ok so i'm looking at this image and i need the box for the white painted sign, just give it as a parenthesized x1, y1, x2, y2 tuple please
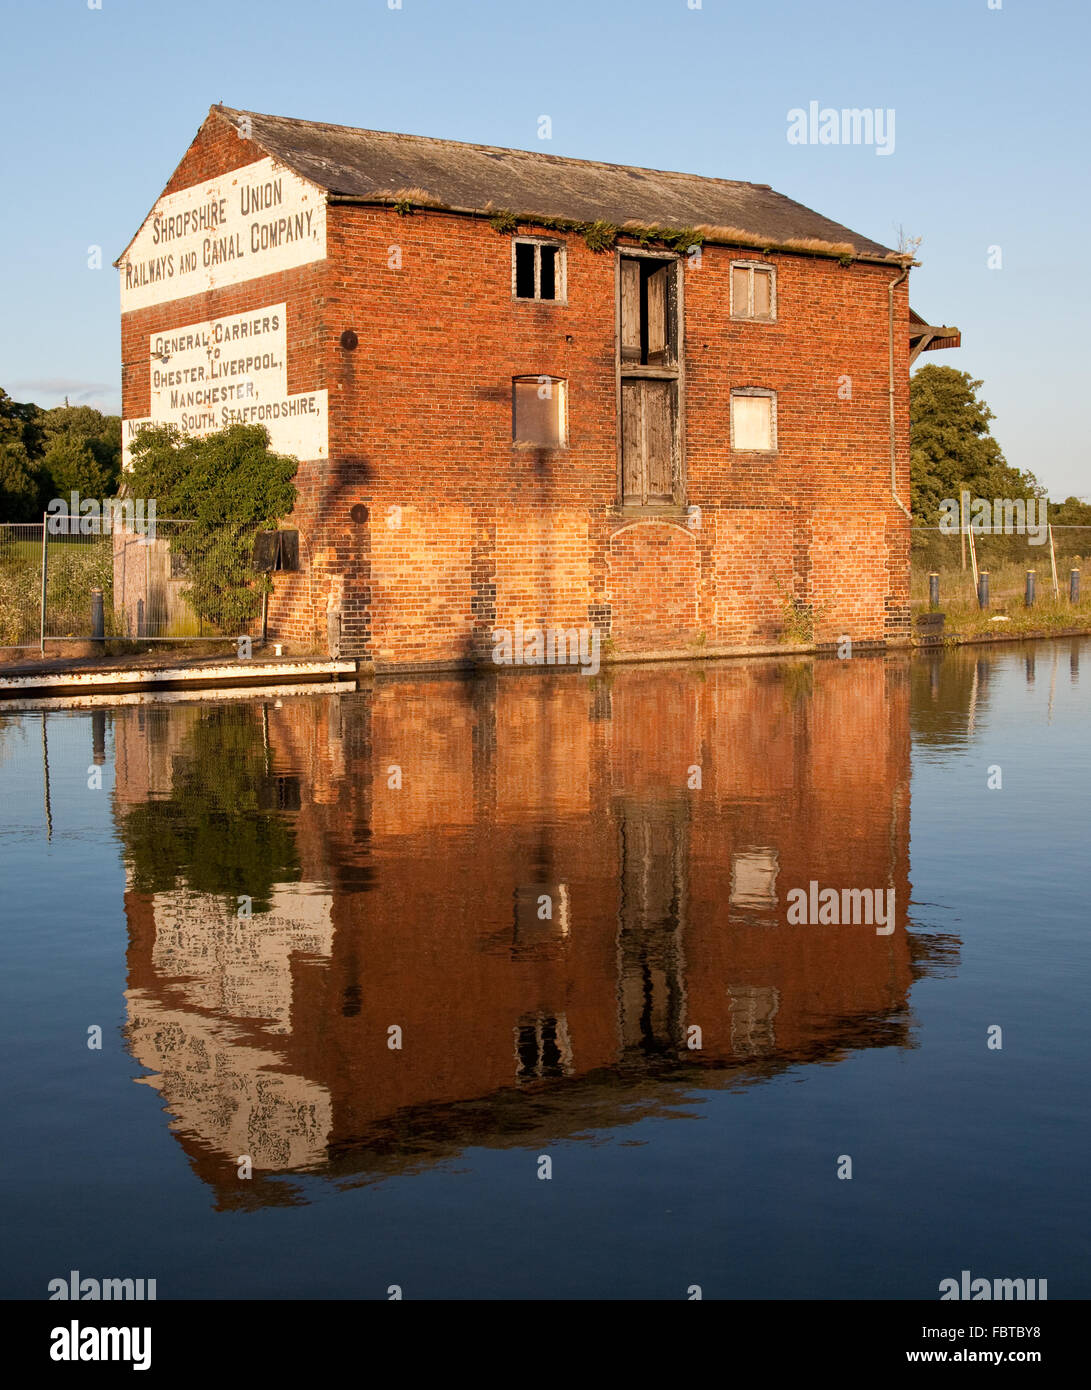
(123, 303, 328, 466)
(119, 156, 326, 312)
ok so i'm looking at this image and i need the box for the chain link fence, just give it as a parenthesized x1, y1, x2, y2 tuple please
(0, 517, 265, 649)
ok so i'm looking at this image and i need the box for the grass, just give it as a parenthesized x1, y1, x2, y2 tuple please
(912, 555, 1091, 640)
(922, 594, 1091, 641)
(0, 537, 115, 644)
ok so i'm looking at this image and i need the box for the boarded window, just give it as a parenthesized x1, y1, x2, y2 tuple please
(252, 530, 301, 572)
(730, 848, 780, 909)
(731, 266, 750, 314)
(753, 268, 773, 318)
(730, 391, 776, 451)
(513, 377, 567, 446)
(513, 238, 564, 301)
(727, 985, 780, 1057)
(731, 261, 776, 321)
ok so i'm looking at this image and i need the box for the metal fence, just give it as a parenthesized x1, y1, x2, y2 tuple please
(911, 526, 1090, 611)
(0, 517, 265, 649)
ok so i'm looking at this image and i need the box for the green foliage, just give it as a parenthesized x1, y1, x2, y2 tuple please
(581, 220, 618, 252)
(779, 595, 814, 645)
(45, 540, 114, 637)
(489, 208, 518, 234)
(491, 211, 696, 256)
(660, 227, 702, 253)
(0, 554, 40, 645)
(1049, 496, 1091, 527)
(910, 365, 1041, 525)
(40, 434, 111, 500)
(40, 405, 121, 499)
(772, 576, 816, 644)
(0, 440, 41, 518)
(0, 389, 122, 519)
(117, 706, 300, 912)
(0, 387, 44, 458)
(0, 390, 45, 519)
(126, 422, 297, 633)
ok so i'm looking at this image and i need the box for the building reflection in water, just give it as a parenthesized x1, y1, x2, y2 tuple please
(109, 655, 957, 1208)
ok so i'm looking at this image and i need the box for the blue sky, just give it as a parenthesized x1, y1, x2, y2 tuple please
(1, 0, 1087, 496)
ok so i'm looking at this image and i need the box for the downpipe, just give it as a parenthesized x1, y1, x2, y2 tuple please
(888, 264, 912, 519)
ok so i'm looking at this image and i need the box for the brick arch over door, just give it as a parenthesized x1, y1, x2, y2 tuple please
(606, 522, 700, 652)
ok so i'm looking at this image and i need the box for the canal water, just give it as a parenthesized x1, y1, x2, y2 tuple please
(1, 641, 1087, 1300)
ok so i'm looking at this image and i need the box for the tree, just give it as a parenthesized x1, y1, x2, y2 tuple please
(1048, 496, 1091, 527)
(910, 365, 1041, 526)
(0, 390, 123, 519)
(126, 422, 298, 633)
(0, 389, 45, 519)
(0, 441, 40, 518)
(40, 433, 113, 500)
(117, 705, 300, 911)
(39, 405, 121, 500)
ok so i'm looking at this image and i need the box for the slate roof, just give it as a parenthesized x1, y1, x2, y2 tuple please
(213, 105, 898, 260)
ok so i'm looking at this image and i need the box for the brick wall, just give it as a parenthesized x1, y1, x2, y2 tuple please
(324, 196, 911, 663)
(121, 110, 913, 664)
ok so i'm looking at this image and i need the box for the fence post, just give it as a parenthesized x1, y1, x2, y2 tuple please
(1049, 525, 1059, 599)
(977, 571, 989, 610)
(1071, 569, 1081, 604)
(91, 588, 104, 642)
(39, 512, 48, 655)
(1025, 570, 1036, 608)
(928, 572, 940, 610)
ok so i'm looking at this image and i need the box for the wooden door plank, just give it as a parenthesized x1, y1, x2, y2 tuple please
(620, 260, 641, 361)
(644, 380, 674, 501)
(621, 379, 644, 503)
(646, 264, 668, 364)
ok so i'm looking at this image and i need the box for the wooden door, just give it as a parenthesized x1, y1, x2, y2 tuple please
(620, 260, 641, 363)
(645, 263, 669, 364)
(622, 379, 675, 505)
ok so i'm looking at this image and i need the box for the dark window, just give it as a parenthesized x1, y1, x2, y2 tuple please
(540, 245, 557, 299)
(515, 1014, 571, 1081)
(620, 256, 677, 365)
(513, 239, 564, 301)
(515, 241, 536, 298)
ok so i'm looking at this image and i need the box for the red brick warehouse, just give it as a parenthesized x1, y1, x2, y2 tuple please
(116, 104, 960, 668)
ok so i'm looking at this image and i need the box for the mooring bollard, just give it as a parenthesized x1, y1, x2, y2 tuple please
(929, 572, 940, 610)
(1025, 570, 1036, 607)
(977, 571, 989, 610)
(1071, 568, 1080, 603)
(91, 587, 104, 642)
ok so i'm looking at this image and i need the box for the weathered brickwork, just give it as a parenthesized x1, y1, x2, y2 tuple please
(120, 110, 914, 667)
